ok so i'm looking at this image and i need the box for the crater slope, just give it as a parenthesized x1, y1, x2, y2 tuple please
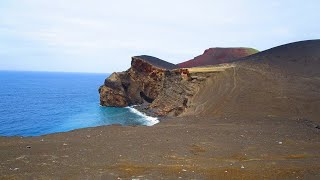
(177, 47, 259, 68)
(184, 40, 320, 121)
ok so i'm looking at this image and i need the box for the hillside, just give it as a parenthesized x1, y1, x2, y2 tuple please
(100, 40, 320, 121)
(184, 40, 320, 122)
(237, 40, 320, 76)
(177, 48, 259, 68)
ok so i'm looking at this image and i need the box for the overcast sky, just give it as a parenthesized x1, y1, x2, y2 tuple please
(0, 0, 319, 73)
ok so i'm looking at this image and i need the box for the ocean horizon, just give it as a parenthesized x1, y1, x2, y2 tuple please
(0, 71, 158, 137)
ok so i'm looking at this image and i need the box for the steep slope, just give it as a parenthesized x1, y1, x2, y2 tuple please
(178, 48, 259, 68)
(184, 40, 320, 121)
(236, 40, 320, 76)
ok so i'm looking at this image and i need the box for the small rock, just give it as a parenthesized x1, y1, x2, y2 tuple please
(225, 170, 228, 173)
(241, 165, 245, 169)
(10, 168, 19, 171)
(26, 146, 31, 149)
(278, 141, 283, 145)
(191, 76, 199, 80)
(63, 143, 68, 146)
(182, 169, 187, 172)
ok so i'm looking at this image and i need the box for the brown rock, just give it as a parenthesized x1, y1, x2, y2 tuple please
(99, 56, 202, 116)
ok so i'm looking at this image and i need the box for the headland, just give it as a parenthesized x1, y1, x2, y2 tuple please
(1, 40, 320, 179)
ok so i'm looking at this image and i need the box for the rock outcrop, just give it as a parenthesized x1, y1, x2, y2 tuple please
(178, 48, 259, 68)
(99, 56, 207, 116)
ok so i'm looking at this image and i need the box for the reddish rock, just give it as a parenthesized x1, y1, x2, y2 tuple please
(178, 48, 259, 68)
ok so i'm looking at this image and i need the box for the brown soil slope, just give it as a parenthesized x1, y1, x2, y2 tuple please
(183, 40, 320, 122)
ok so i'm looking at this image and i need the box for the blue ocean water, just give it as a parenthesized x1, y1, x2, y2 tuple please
(0, 71, 158, 137)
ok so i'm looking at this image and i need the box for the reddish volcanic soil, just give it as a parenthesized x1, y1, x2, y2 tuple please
(178, 48, 259, 68)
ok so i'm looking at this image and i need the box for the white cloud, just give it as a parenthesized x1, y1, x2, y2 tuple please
(0, 0, 319, 72)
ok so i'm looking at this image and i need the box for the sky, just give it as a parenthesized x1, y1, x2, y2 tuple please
(0, 0, 319, 73)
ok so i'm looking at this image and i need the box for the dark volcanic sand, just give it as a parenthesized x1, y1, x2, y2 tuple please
(0, 116, 319, 179)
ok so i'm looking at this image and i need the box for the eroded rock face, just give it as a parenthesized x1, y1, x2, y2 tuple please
(99, 49, 259, 116)
(100, 57, 164, 106)
(99, 72, 129, 107)
(99, 56, 205, 116)
(149, 70, 195, 116)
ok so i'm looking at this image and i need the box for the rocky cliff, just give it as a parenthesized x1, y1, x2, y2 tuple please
(178, 48, 259, 68)
(99, 56, 212, 116)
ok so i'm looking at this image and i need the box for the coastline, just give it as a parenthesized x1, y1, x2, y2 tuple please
(125, 106, 160, 126)
(130, 104, 163, 120)
(2, 40, 320, 179)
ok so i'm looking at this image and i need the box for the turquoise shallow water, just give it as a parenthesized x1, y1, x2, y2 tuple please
(0, 71, 158, 137)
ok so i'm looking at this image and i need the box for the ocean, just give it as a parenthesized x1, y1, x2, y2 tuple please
(0, 71, 158, 137)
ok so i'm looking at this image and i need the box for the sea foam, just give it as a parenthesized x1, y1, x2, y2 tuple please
(126, 106, 159, 126)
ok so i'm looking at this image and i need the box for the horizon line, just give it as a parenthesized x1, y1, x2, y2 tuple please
(0, 69, 110, 74)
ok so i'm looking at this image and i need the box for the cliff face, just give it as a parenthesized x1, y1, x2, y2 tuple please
(178, 48, 258, 68)
(99, 56, 207, 116)
(99, 57, 165, 107)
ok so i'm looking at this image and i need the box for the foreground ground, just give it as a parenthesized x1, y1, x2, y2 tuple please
(0, 115, 319, 179)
